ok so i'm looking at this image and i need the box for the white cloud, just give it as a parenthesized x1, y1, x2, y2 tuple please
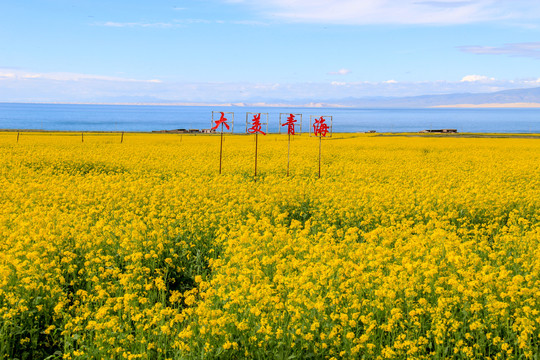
(0, 68, 161, 83)
(99, 21, 180, 28)
(253, 83, 281, 90)
(96, 19, 217, 28)
(2, 67, 540, 103)
(231, 20, 270, 26)
(97, 18, 271, 29)
(519, 77, 540, 85)
(228, 0, 540, 25)
(328, 69, 351, 75)
(461, 74, 495, 82)
(459, 42, 540, 59)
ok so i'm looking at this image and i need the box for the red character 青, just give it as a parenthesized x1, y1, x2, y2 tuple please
(282, 114, 297, 135)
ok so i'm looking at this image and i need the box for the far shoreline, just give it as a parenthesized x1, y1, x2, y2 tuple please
(2, 129, 539, 138)
(432, 102, 540, 108)
(4, 101, 540, 109)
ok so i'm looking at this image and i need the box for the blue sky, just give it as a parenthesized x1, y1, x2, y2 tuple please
(2, 0, 540, 103)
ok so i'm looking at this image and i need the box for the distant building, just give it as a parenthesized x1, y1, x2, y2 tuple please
(420, 129, 458, 133)
(201, 129, 216, 134)
(152, 128, 191, 133)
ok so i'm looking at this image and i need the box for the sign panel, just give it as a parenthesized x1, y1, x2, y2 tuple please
(211, 111, 235, 133)
(279, 113, 302, 135)
(246, 112, 268, 135)
(309, 115, 333, 137)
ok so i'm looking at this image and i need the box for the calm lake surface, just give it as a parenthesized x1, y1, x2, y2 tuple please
(1, 103, 539, 133)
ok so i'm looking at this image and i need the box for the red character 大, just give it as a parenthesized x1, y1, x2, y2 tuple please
(282, 114, 297, 135)
(248, 113, 266, 135)
(212, 112, 230, 131)
(313, 116, 330, 137)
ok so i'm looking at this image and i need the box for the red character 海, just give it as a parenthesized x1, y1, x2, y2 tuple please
(313, 116, 329, 137)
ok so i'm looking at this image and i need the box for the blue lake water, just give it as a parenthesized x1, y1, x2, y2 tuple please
(0, 102, 539, 133)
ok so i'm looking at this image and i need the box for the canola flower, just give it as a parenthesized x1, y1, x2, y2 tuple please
(0, 131, 539, 359)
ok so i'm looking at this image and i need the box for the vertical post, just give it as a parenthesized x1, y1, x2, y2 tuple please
(219, 123, 223, 174)
(318, 135, 322, 178)
(121, 131, 124, 144)
(82, 132, 84, 143)
(17, 132, 20, 143)
(254, 132, 258, 178)
(287, 133, 291, 177)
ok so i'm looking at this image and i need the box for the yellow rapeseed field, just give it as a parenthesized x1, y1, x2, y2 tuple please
(0, 131, 539, 359)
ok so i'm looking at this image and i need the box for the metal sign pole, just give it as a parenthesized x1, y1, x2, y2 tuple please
(319, 135, 322, 178)
(310, 115, 333, 178)
(17, 132, 20, 143)
(212, 111, 234, 174)
(219, 123, 224, 174)
(255, 132, 258, 178)
(287, 133, 291, 177)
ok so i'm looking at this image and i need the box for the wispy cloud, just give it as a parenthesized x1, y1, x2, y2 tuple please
(328, 69, 351, 75)
(461, 74, 495, 82)
(228, 0, 540, 25)
(99, 21, 182, 28)
(0, 68, 161, 83)
(459, 42, 540, 59)
(231, 20, 270, 26)
(0, 72, 17, 79)
(414, 1, 474, 8)
(97, 19, 218, 28)
(3, 67, 540, 103)
(96, 18, 267, 28)
(0, 66, 23, 70)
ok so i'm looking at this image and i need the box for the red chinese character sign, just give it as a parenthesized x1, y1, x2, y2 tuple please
(211, 111, 234, 133)
(310, 115, 332, 138)
(211, 111, 234, 174)
(279, 113, 302, 176)
(279, 113, 302, 135)
(246, 113, 268, 178)
(246, 112, 268, 135)
(310, 116, 333, 178)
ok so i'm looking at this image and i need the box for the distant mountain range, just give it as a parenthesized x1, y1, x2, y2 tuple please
(289, 86, 540, 108)
(88, 86, 540, 108)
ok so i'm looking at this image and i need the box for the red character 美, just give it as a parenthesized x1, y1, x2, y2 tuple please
(248, 113, 266, 135)
(282, 114, 297, 135)
(313, 116, 329, 137)
(212, 112, 230, 131)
